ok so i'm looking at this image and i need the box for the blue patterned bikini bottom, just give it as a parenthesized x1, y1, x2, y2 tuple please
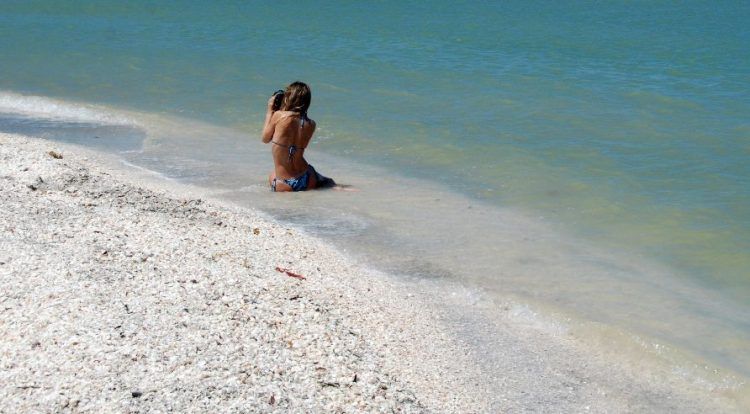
(271, 164, 335, 192)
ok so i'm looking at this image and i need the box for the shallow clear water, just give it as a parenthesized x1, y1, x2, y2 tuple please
(1, 0, 749, 401)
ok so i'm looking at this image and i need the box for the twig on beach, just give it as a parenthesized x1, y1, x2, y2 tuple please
(275, 266, 306, 280)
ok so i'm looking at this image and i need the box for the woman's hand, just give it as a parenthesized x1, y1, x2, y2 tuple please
(267, 95, 277, 112)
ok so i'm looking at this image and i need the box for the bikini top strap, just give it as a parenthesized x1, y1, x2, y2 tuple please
(271, 140, 306, 150)
(271, 140, 306, 161)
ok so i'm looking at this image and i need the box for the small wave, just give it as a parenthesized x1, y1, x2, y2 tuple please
(118, 159, 178, 183)
(0, 91, 136, 126)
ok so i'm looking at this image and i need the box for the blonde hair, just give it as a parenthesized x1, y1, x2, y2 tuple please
(281, 81, 311, 116)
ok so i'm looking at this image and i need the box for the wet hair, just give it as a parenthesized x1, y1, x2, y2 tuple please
(281, 81, 311, 116)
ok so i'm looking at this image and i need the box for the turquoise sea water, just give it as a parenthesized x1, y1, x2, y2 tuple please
(1, 0, 749, 403)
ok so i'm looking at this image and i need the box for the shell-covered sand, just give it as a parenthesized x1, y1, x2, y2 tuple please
(0, 133, 744, 413)
(0, 134, 486, 413)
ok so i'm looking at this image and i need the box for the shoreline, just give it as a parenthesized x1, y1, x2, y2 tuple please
(1, 133, 745, 413)
(2, 90, 749, 386)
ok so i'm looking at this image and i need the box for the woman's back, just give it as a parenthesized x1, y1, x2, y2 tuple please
(269, 111, 316, 179)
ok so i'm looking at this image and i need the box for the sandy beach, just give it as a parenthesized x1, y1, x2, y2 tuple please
(0, 133, 744, 413)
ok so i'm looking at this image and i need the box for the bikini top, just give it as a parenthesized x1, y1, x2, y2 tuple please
(271, 112, 309, 162)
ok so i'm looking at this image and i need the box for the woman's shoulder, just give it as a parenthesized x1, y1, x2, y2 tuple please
(272, 110, 296, 120)
(273, 111, 315, 127)
(275, 110, 297, 116)
(271, 111, 298, 126)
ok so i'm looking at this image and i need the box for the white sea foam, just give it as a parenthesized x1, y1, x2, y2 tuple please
(0, 91, 135, 125)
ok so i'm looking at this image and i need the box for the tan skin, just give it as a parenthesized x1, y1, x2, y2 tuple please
(261, 95, 317, 191)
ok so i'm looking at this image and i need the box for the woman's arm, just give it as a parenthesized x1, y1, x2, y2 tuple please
(261, 96, 277, 143)
(303, 119, 317, 147)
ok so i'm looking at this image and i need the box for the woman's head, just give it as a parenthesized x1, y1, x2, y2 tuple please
(281, 81, 311, 114)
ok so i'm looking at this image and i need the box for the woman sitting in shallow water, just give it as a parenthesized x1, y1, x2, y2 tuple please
(262, 81, 335, 192)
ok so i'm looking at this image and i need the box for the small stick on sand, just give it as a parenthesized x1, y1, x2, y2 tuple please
(275, 266, 306, 280)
